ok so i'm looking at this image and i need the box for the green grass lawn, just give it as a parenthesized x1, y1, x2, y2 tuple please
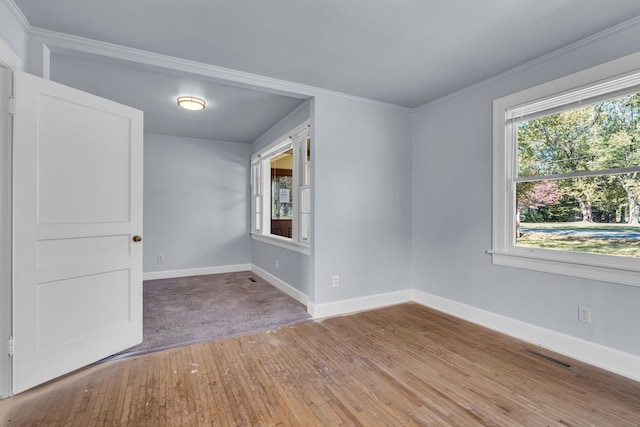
(521, 221, 640, 232)
(518, 222, 640, 257)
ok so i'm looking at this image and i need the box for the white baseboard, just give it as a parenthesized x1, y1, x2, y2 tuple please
(307, 289, 413, 319)
(412, 289, 640, 383)
(143, 264, 251, 281)
(251, 264, 309, 307)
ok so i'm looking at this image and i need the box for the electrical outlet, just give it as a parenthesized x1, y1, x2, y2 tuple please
(578, 306, 591, 323)
(332, 275, 340, 287)
(275, 260, 279, 270)
(157, 254, 164, 263)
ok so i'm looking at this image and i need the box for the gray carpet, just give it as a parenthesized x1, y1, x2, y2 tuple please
(113, 271, 311, 357)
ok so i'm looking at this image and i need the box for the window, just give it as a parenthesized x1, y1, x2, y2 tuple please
(251, 122, 311, 253)
(492, 54, 640, 287)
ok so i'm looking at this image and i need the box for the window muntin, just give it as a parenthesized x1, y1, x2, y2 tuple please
(492, 53, 640, 287)
(251, 122, 310, 250)
(513, 93, 640, 257)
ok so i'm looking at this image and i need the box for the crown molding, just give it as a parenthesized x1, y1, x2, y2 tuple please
(1, 0, 31, 32)
(414, 14, 640, 112)
(7, 0, 640, 114)
(28, 26, 411, 112)
(251, 99, 311, 147)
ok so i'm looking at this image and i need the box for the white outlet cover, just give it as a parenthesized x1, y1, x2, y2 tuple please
(578, 306, 591, 323)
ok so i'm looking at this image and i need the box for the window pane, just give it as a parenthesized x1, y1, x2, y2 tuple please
(515, 177, 640, 257)
(251, 163, 261, 196)
(254, 195, 261, 232)
(300, 187, 310, 241)
(517, 93, 640, 178)
(270, 149, 293, 238)
(304, 137, 311, 186)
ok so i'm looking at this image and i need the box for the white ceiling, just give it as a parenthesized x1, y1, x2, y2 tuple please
(10, 0, 640, 140)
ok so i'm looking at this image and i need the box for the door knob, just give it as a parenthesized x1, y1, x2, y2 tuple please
(133, 235, 142, 242)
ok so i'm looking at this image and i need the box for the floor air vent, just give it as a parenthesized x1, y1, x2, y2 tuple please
(524, 349, 573, 369)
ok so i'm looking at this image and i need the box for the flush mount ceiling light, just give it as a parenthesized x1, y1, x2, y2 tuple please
(177, 96, 206, 111)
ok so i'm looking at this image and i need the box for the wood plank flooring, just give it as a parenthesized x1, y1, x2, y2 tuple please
(1, 302, 639, 426)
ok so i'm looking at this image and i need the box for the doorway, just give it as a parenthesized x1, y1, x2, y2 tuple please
(0, 38, 21, 399)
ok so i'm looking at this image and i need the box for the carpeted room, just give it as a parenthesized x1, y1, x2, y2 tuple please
(130, 100, 314, 357)
(113, 272, 310, 357)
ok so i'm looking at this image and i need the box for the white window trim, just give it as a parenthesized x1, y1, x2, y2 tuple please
(492, 52, 640, 288)
(251, 232, 311, 255)
(250, 121, 310, 253)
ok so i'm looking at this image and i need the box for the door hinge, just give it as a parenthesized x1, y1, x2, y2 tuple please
(8, 97, 15, 116)
(7, 336, 14, 357)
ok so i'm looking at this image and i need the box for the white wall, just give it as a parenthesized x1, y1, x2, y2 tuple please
(313, 95, 413, 305)
(412, 19, 640, 357)
(144, 133, 252, 274)
(250, 101, 311, 295)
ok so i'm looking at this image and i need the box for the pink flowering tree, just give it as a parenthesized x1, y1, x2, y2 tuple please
(516, 180, 565, 236)
(520, 180, 565, 210)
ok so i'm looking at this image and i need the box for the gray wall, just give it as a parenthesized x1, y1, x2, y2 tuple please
(252, 240, 311, 296)
(250, 101, 311, 295)
(252, 95, 415, 305)
(313, 95, 413, 304)
(412, 19, 640, 357)
(144, 133, 251, 272)
(252, 100, 311, 152)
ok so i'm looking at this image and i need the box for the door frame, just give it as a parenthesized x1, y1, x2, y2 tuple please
(0, 36, 21, 399)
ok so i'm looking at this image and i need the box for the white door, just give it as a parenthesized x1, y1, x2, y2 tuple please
(12, 71, 144, 393)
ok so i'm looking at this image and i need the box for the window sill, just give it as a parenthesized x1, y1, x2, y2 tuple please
(489, 249, 640, 288)
(251, 233, 311, 255)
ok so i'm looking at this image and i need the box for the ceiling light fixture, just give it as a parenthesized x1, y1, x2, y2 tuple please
(177, 96, 206, 111)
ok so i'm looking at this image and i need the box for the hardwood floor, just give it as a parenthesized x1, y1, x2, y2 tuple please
(1, 303, 639, 426)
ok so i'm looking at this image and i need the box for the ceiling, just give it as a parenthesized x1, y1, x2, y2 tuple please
(49, 52, 306, 143)
(10, 0, 640, 141)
